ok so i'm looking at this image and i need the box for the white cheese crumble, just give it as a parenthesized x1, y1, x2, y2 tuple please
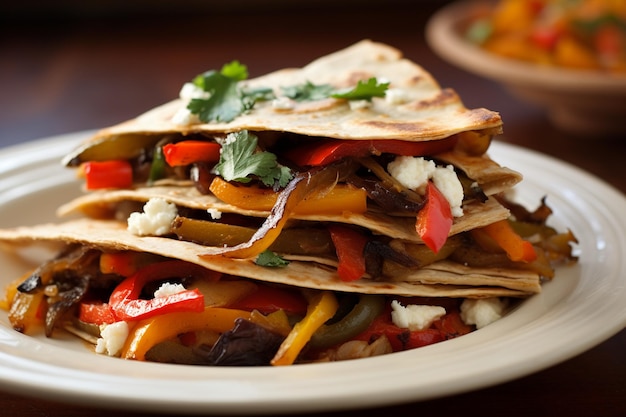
(272, 96, 296, 110)
(127, 198, 178, 236)
(390, 300, 446, 331)
(349, 100, 372, 110)
(95, 321, 129, 357)
(171, 107, 201, 126)
(385, 88, 411, 105)
(207, 208, 222, 220)
(387, 156, 464, 217)
(171, 82, 210, 126)
(153, 282, 186, 298)
(460, 297, 507, 329)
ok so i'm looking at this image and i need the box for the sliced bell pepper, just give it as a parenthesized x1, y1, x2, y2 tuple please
(229, 284, 308, 315)
(200, 162, 353, 259)
(476, 219, 537, 263)
(209, 176, 367, 215)
(99, 251, 163, 277)
(109, 260, 212, 321)
(353, 308, 445, 352)
(285, 136, 458, 167)
(271, 291, 339, 366)
(80, 160, 133, 190)
(78, 301, 117, 325)
(121, 306, 253, 360)
(416, 181, 453, 253)
(328, 224, 369, 282)
(162, 140, 221, 167)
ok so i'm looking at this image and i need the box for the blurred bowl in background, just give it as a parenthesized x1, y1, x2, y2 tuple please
(426, 0, 626, 136)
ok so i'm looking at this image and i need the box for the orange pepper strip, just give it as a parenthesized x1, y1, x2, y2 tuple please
(479, 219, 537, 263)
(120, 307, 253, 360)
(209, 176, 367, 215)
(201, 165, 347, 259)
(271, 291, 338, 366)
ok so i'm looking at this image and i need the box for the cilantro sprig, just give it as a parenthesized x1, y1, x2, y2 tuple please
(331, 77, 389, 101)
(187, 61, 273, 123)
(213, 130, 292, 187)
(282, 77, 389, 102)
(255, 250, 289, 267)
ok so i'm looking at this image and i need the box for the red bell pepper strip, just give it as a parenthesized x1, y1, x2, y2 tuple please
(328, 224, 369, 282)
(416, 181, 453, 253)
(353, 310, 445, 352)
(81, 160, 133, 190)
(229, 284, 308, 315)
(162, 141, 221, 167)
(286, 136, 458, 167)
(78, 301, 118, 325)
(479, 219, 537, 263)
(109, 260, 210, 321)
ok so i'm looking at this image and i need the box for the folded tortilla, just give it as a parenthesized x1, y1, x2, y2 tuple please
(0, 219, 540, 298)
(63, 39, 503, 167)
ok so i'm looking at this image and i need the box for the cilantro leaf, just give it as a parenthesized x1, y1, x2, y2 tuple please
(281, 81, 334, 102)
(331, 77, 389, 101)
(255, 250, 289, 267)
(213, 130, 293, 187)
(187, 61, 269, 123)
(219, 60, 248, 81)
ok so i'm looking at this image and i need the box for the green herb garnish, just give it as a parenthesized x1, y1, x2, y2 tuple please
(187, 61, 272, 123)
(213, 130, 293, 187)
(281, 81, 335, 102)
(255, 250, 290, 267)
(330, 77, 389, 101)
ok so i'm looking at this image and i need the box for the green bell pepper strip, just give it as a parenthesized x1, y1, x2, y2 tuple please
(308, 294, 386, 350)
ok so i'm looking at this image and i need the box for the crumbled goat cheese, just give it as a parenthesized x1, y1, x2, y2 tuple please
(460, 297, 507, 329)
(387, 156, 436, 193)
(272, 96, 296, 110)
(390, 300, 446, 331)
(207, 208, 222, 220)
(171, 82, 210, 125)
(349, 100, 372, 110)
(127, 198, 178, 236)
(387, 156, 464, 217)
(172, 107, 201, 126)
(95, 321, 129, 357)
(154, 282, 186, 298)
(432, 164, 464, 217)
(385, 88, 411, 105)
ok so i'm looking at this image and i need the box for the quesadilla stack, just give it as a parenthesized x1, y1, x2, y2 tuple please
(0, 40, 577, 365)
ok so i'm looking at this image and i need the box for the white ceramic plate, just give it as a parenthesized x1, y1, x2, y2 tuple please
(1, 132, 625, 415)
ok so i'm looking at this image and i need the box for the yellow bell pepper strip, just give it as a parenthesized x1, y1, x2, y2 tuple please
(476, 219, 537, 263)
(327, 224, 369, 282)
(209, 176, 367, 215)
(7, 290, 47, 334)
(200, 162, 353, 259)
(285, 136, 458, 167)
(109, 260, 212, 322)
(416, 181, 453, 253)
(121, 307, 253, 360)
(162, 140, 221, 167)
(271, 291, 339, 366)
(79, 160, 133, 190)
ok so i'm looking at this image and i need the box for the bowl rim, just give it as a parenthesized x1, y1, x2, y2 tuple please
(425, 0, 626, 94)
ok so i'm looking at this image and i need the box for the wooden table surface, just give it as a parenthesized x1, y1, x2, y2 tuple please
(1, 2, 624, 416)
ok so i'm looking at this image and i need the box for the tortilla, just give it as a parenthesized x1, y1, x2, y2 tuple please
(0, 219, 540, 297)
(62, 39, 502, 166)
